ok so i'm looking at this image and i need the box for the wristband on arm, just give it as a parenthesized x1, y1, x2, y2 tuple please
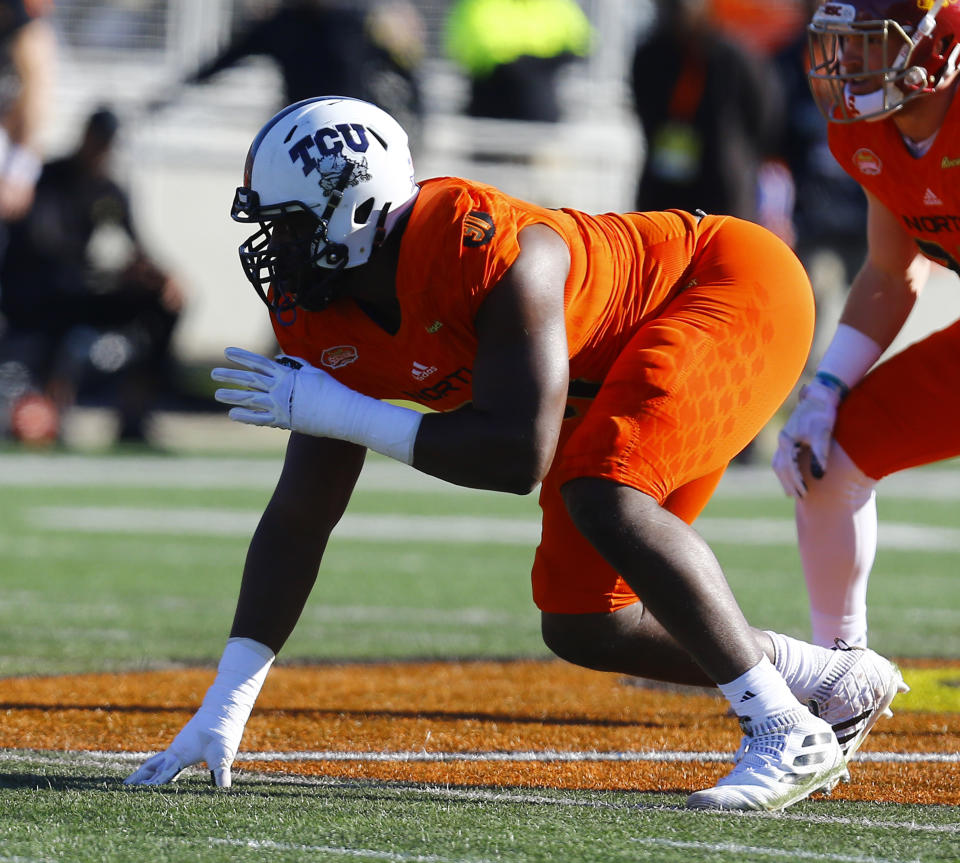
(816, 324, 883, 393)
(812, 371, 848, 400)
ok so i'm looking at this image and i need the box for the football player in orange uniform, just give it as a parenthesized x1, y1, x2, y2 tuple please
(773, 0, 960, 649)
(124, 97, 905, 810)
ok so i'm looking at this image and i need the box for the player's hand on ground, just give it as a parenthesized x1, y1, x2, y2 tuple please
(124, 707, 239, 787)
(125, 638, 274, 788)
(772, 378, 841, 498)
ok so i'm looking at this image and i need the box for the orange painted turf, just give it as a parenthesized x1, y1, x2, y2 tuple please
(1, 659, 957, 804)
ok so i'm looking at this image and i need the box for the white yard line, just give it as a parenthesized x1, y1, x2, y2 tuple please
(25, 506, 540, 544)
(9, 747, 959, 765)
(23, 504, 960, 551)
(7, 748, 955, 836)
(254, 774, 960, 833)
(630, 838, 903, 863)
(0, 454, 461, 494)
(209, 838, 493, 863)
(1, 454, 958, 500)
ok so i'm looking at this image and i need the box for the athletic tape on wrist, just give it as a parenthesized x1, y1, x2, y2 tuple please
(203, 638, 275, 712)
(339, 395, 422, 464)
(294, 371, 422, 464)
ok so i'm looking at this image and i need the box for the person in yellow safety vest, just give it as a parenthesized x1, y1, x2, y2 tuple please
(445, 0, 593, 122)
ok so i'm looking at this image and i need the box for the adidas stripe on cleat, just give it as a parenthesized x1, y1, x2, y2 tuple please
(686, 708, 845, 812)
(805, 641, 908, 763)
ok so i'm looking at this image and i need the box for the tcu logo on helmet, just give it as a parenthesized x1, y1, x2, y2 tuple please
(288, 124, 372, 178)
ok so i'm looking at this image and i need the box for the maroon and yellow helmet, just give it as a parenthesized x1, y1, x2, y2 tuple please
(808, 0, 960, 121)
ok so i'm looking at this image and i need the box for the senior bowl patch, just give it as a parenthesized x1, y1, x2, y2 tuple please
(853, 148, 882, 176)
(320, 345, 359, 369)
(463, 211, 495, 247)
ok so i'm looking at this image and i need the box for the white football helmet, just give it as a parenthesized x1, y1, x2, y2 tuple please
(231, 96, 418, 314)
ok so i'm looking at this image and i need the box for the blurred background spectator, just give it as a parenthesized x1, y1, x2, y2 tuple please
(156, 0, 425, 147)
(0, 0, 55, 247)
(630, 0, 783, 222)
(770, 0, 868, 368)
(444, 0, 592, 123)
(704, 0, 868, 369)
(709, 0, 805, 56)
(0, 106, 184, 446)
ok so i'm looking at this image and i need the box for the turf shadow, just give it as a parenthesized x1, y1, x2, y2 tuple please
(0, 702, 688, 729)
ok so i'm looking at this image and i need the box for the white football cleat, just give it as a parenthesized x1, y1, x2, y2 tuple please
(805, 641, 907, 764)
(686, 708, 845, 811)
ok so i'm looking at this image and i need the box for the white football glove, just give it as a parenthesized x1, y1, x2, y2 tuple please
(124, 638, 274, 788)
(211, 346, 421, 464)
(123, 705, 240, 788)
(772, 377, 842, 499)
(211, 346, 320, 431)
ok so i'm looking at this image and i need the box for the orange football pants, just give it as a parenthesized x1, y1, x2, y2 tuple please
(532, 216, 815, 614)
(834, 316, 960, 479)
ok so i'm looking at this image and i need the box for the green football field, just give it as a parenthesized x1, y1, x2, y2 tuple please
(1, 444, 958, 862)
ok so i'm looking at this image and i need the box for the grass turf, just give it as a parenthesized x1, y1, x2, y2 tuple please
(1, 450, 959, 862)
(1, 752, 958, 863)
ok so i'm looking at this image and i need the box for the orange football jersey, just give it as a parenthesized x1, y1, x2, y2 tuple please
(826, 93, 960, 480)
(272, 176, 700, 410)
(828, 93, 960, 275)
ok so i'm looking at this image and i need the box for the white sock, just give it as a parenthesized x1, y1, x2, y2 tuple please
(796, 443, 876, 648)
(766, 630, 834, 701)
(718, 655, 803, 722)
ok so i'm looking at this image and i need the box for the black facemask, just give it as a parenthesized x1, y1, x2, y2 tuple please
(232, 185, 350, 318)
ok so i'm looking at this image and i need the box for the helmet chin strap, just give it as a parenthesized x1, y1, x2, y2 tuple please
(945, 44, 960, 80)
(843, 83, 903, 121)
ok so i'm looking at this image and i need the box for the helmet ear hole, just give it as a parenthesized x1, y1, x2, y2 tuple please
(354, 197, 375, 225)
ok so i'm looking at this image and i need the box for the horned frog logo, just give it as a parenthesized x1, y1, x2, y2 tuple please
(317, 154, 371, 193)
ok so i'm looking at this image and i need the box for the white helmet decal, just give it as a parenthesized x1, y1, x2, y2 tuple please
(232, 97, 418, 315)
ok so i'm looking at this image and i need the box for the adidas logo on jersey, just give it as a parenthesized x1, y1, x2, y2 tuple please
(411, 361, 438, 381)
(924, 188, 944, 206)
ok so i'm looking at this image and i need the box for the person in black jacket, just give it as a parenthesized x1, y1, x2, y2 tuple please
(0, 108, 184, 444)
(770, 1, 868, 366)
(175, 0, 423, 139)
(631, 0, 783, 221)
